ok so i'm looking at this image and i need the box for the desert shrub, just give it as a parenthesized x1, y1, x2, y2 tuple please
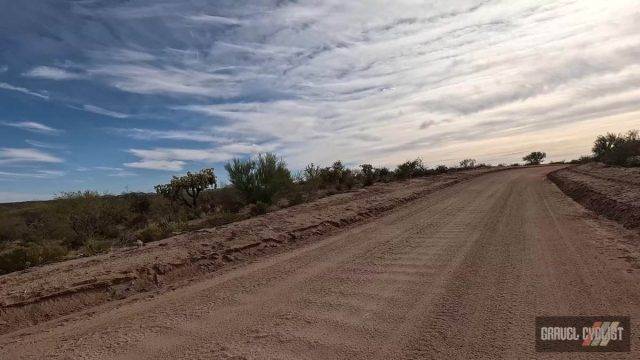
(203, 211, 246, 227)
(289, 190, 306, 205)
(199, 186, 245, 214)
(54, 191, 130, 248)
(626, 156, 640, 167)
(137, 221, 177, 243)
(435, 165, 448, 174)
(155, 168, 217, 208)
(459, 159, 476, 169)
(302, 163, 322, 187)
(0, 242, 68, 274)
(523, 152, 546, 165)
(226, 153, 293, 204)
(360, 164, 376, 186)
(572, 155, 594, 164)
(593, 130, 640, 166)
(395, 158, 427, 179)
(374, 167, 393, 182)
(249, 201, 270, 215)
(0, 216, 29, 243)
(124, 192, 152, 214)
(83, 237, 112, 256)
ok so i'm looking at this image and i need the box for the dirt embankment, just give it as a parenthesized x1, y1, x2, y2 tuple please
(548, 163, 640, 229)
(0, 167, 509, 335)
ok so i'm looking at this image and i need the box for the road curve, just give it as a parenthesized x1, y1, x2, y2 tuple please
(1, 166, 639, 359)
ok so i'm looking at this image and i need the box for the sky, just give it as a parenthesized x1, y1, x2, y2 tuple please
(1, 0, 639, 202)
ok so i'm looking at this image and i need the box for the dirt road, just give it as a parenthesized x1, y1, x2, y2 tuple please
(2, 166, 639, 359)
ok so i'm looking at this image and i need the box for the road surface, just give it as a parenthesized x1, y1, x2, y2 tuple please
(1, 166, 639, 359)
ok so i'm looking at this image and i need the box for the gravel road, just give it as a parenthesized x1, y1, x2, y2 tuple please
(2, 166, 639, 359)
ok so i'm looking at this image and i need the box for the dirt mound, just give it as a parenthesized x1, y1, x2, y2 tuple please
(0, 167, 509, 335)
(548, 164, 640, 230)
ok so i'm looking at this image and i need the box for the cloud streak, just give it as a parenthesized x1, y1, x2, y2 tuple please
(24, 66, 85, 80)
(0, 148, 63, 164)
(2, 121, 61, 134)
(81, 104, 130, 118)
(0, 82, 49, 100)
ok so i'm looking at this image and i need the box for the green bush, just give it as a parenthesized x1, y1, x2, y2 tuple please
(523, 152, 546, 165)
(203, 211, 246, 227)
(435, 165, 448, 174)
(225, 153, 293, 204)
(83, 237, 112, 256)
(459, 159, 476, 169)
(0, 242, 68, 274)
(360, 164, 375, 186)
(199, 186, 245, 214)
(593, 130, 640, 166)
(395, 158, 427, 179)
(137, 222, 176, 243)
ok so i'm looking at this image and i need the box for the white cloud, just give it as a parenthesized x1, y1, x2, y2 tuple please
(82, 104, 130, 118)
(116, 128, 223, 142)
(123, 143, 273, 170)
(124, 160, 185, 171)
(24, 66, 84, 80)
(0, 170, 64, 179)
(25, 139, 65, 149)
(2, 121, 61, 134)
(0, 148, 64, 164)
(186, 14, 243, 26)
(6, 0, 640, 168)
(0, 82, 49, 99)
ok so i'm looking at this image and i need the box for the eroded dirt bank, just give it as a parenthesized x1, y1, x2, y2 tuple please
(0, 167, 506, 334)
(1, 166, 639, 359)
(548, 163, 640, 229)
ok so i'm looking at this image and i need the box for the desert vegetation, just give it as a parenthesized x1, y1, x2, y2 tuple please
(6, 125, 635, 275)
(0, 152, 498, 274)
(523, 151, 546, 165)
(591, 130, 640, 167)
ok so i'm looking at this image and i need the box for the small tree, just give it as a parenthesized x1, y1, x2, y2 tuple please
(395, 158, 426, 179)
(225, 153, 292, 204)
(592, 130, 640, 166)
(459, 158, 476, 169)
(360, 164, 375, 186)
(523, 152, 546, 165)
(155, 168, 217, 208)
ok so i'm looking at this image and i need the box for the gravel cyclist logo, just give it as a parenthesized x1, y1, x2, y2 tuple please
(536, 316, 630, 352)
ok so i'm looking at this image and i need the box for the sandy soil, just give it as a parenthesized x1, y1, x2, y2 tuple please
(1, 166, 639, 359)
(549, 163, 640, 229)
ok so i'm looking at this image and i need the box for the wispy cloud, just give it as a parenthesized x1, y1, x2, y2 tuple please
(0, 82, 49, 100)
(124, 160, 185, 171)
(3, 0, 640, 171)
(0, 65, 7, 73)
(25, 139, 66, 149)
(186, 14, 243, 26)
(81, 104, 130, 118)
(24, 66, 85, 80)
(0, 148, 63, 164)
(115, 128, 222, 142)
(2, 121, 61, 134)
(0, 170, 65, 179)
(124, 143, 271, 171)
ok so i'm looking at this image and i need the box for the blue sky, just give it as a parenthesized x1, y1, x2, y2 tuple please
(1, 0, 640, 202)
